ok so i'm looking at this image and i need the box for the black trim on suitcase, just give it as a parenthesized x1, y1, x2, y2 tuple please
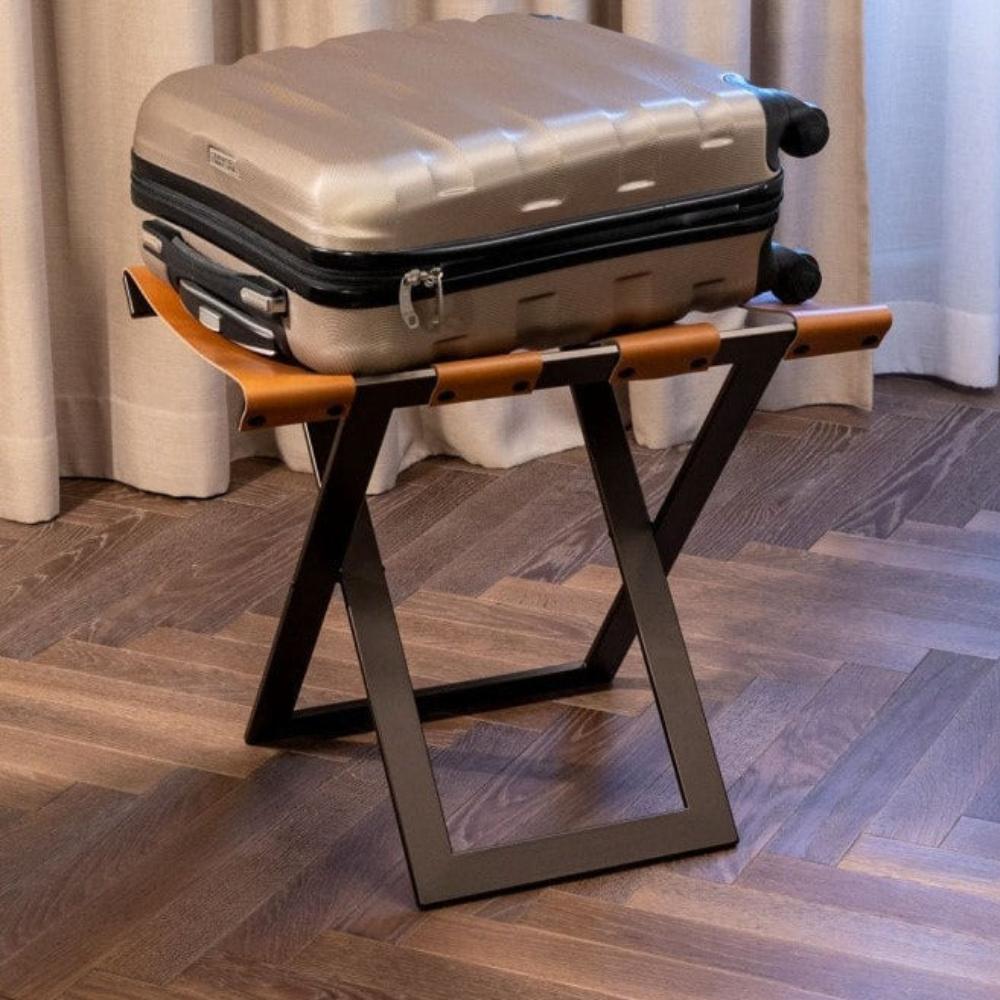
(132, 154, 784, 310)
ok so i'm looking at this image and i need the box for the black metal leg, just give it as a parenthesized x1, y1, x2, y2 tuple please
(244, 399, 392, 743)
(243, 329, 794, 905)
(571, 381, 730, 820)
(583, 336, 792, 681)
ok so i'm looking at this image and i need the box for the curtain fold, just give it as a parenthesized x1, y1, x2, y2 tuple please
(866, 0, 1000, 387)
(0, 0, 871, 523)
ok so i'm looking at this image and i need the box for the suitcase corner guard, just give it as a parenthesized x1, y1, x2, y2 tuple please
(123, 265, 356, 430)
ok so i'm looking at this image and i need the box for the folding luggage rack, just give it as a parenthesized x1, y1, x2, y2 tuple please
(124, 265, 890, 906)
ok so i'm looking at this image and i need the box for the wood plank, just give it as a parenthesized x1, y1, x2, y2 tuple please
(743, 852, 1000, 943)
(127, 624, 369, 700)
(60, 970, 197, 1000)
(398, 465, 595, 597)
(964, 509, 1000, 534)
(868, 664, 1000, 845)
(402, 908, 833, 1000)
(0, 767, 237, 999)
(35, 637, 341, 709)
(517, 887, 998, 1000)
(572, 671, 834, 923)
(60, 478, 199, 519)
(873, 374, 991, 419)
(77, 495, 314, 644)
(765, 650, 990, 864)
(383, 460, 575, 600)
(891, 519, 1000, 559)
(0, 754, 368, 1000)
(97, 752, 384, 986)
(672, 551, 1000, 659)
(563, 561, 926, 672)
(843, 834, 1000, 902)
(812, 531, 1000, 585)
(625, 868, 1000, 987)
(674, 662, 902, 881)
(481, 575, 840, 684)
(683, 417, 862, 559)
(0, 519, 95, 589)
(903, 410, 1000, 526)
(293, 929, 614, 1000)
(829, 404, 995, 539)
(942, 817, 1000, 862)
(444, 706, 680, 854)
(705, 675, 826, 786)
(0, 784, 135, 877)
(219, 721, 541, 961)
(965, 765, 1000, 823)
(0, 767, 69, 812)
(512, 447, 680, 580)
(0, 509, 175, 658)
(737, 540, 1000, 631)
(0, 657, 272, 777)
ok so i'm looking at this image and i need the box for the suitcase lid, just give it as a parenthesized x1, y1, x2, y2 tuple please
(132, 14, 776, 254)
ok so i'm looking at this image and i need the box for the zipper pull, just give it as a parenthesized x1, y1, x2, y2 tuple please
(398, 266, 444, 332)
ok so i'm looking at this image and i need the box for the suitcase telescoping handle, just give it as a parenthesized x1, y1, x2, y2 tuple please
(757, 241, 823, 304)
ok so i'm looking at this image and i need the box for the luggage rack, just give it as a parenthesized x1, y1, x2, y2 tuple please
(123, 265, 891, 907)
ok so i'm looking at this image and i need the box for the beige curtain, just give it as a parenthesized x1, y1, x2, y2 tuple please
(0, 0, 870, 524)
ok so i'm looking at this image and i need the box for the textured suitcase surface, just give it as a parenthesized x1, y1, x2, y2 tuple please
(132, 14, 827, 374)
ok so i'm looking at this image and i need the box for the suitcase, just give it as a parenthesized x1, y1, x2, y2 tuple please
(131, 13, 829, 375)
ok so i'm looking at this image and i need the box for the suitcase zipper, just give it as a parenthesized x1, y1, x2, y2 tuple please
(132, 156, 782, 312)
(399, 267, 445, 331)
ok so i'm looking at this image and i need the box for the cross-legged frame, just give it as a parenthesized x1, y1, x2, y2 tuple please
(243, 329, 793, 906)
(121, 262, 889, 906)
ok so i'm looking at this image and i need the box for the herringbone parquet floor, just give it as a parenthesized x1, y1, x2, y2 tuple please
(1, 374, 999, 999)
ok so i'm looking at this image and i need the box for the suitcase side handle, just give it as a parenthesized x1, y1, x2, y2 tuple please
(141, 219, 288, 317)
(724, 74, 830, 170)
(140, 219, 294, 361)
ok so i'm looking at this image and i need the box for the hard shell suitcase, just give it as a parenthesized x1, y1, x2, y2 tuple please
(131, 13, 829, 375)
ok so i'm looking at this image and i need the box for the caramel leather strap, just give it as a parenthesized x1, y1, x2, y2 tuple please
(751, 298, 893, 360)
(123, 266, 356, 431)
(431, 352, 544, 406)
(610, 323, 721, 383)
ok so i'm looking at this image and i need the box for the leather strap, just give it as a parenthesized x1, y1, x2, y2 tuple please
(124, 266, 356, 430)
(750, 297, 893, 359)
(431, 352, 544, 406)
(610, 323, 721, 382)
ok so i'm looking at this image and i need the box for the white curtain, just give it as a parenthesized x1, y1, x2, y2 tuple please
(867, 0, 1000, 386)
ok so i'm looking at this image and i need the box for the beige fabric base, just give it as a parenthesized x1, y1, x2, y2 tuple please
(0, 0, 870, 523)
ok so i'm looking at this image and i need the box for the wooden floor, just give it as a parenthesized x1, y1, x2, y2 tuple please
(1, 373, 1000, 999)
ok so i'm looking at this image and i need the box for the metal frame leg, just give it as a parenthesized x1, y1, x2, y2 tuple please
(244, 396, 392, 743)
(584, 335, 793, 681)
(244, 331, 792, 905)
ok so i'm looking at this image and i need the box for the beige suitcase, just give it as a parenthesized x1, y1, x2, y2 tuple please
(131, 13, 828, 374)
